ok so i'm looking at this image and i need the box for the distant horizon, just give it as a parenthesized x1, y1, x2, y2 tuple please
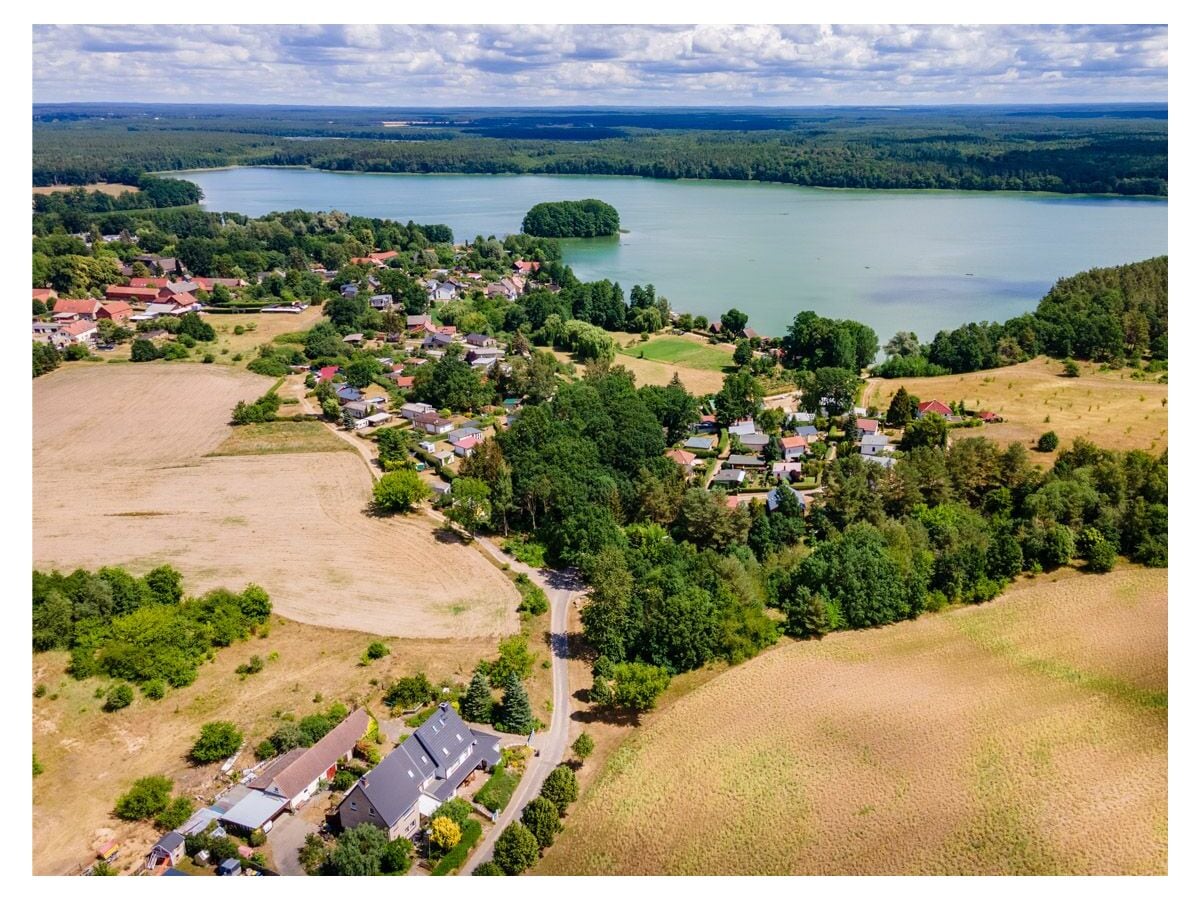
(33, 100, 1169, 110)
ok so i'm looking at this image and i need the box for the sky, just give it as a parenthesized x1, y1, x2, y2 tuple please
(31, 24, 1167, 106)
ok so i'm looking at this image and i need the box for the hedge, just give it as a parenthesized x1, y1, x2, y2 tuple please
(430, 819, 482, 876)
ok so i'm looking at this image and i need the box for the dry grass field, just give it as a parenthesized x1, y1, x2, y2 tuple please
(540, 566, 1167, 876)
(32, 621, 495, 874)
(33, 182, 139, 196)
(863, 357, 1168, 462)
(33, 364, 519, 638)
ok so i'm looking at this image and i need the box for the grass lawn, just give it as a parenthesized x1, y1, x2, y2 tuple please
(206, 421, 352, 457)
(617, 334, 734, 372)
(474, 765, 520, 813)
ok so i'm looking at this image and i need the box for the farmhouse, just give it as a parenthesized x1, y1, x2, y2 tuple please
(917, 400, 953, 418)
(51, 298, 102, 320)
(240, 708, 370, 822)
(336, 704, 500, 841)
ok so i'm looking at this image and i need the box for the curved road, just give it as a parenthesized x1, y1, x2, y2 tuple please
(458, 543, 578, 874)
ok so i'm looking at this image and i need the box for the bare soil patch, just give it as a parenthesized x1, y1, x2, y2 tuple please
(33, 364, 519, 638)
(863, 357, 1167, 464)
(540, 567, 1166, 875)
(33, 182, 139, 196)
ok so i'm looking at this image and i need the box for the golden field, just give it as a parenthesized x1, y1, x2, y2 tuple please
(539, 566, 1167, 875)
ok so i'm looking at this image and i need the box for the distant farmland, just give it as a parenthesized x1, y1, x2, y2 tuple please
(540, 567, 1167, 875)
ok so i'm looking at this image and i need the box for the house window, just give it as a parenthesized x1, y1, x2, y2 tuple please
(456, 734, 463, 742)
(349, 801, 357, 811)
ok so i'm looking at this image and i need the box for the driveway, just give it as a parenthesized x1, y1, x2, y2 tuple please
(458, 541, 578, 875)
(268, 807, 322, 876)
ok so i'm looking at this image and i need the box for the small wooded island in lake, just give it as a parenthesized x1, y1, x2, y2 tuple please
(522, 198, 620, 238)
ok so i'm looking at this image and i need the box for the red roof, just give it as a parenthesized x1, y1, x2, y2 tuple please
(666, 449, 697, 466)
(979, 410, 999, 422)
(514, 259, 541, 274)
(780, 435, 808, 449)
(60, 320, 97, 336)
(856, 418, 879, 433)
(394, 376, 415, 388)
(317, 366, 339, 382)
(53, 298, 101, 316)
(99, 301, 133, 319)
(106, 285, 159, 301)
(918, 400, 953, 416)
(369, 250, 399, 263)
(453, 436, 480, 449)
(32, 288, 57, 301)
(129, 277, 169, 288)
(438, 325, 457, 335)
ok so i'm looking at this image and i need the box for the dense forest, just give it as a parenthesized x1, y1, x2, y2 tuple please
(32, 104, 1167, 196)
(522, 199, 620, 238)
(874, 256, 1168, 376)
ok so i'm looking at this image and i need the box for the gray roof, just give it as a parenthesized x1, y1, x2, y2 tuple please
(153, 832, 186, 853)
(794, 425, 819, 437)
(861, 433, 891, 448)
(712, 469, 746, 483)
(727, 454, 765, 467)
(445, 427, 483, 443)
(767, 485, 807, 512)
(218, 790, 287, 831)
(739, 433, 769, 447)
(350, 704, 499, 828)
(683, 436, 714, 450)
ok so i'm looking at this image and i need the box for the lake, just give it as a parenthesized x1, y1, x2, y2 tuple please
(183, 167, 1167, 341)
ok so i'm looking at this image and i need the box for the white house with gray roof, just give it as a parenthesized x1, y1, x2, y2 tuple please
(335, 704, 500, 840)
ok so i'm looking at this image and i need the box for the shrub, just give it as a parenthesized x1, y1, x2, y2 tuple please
(130, 338, 161, 362)
(114, 775, 173, 821)
(103, 683, 133, 711)
(1036, 431, 1060, 453)
(432, 797, 473, 829)
(298, 833, 329, 875)
(473, 860, 505, 876)
(381, 837, 414, 874)
(1063, 359, 1081, 377)
(155, 796, 194, 831)
(521, 796, 562, 848)
(492, 822, 539, 874)
(141, 679, 166, 700)
(430, 818, 482, 876)
(190, 721, 244, 763)
(572, 732, 594, 760)
(365, 641, 390, 660)
(515, 574, 549, 616)
(248, 828, 267, 848)
(429, 816, 462, 855)
(332, 768, 358, 791)
(372, 469, 432, 513)
(384, 673, 434, 709)
(33, 754, 43, 777)
(236, 655, 264, 675)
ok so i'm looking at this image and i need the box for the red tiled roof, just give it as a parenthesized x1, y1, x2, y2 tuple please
(856, 418, 879, 432)
(53, 298, 101, 316)
(60, 320, 97, 336)
(100, 301, 133, 318)
(394, 376, 415, 388)
(369, 250, 399, 262)
(106, 285, 159, 300)
(918, 400, 953, 416)
(666, 449, 697, 466)
(781, 435, 808, 449)
(129, 277, 169, 288)
(317, 366, 339, 382)
(32, 288, 57, 301)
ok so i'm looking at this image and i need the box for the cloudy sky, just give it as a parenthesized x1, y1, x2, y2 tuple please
(32, 24, 1167, 106)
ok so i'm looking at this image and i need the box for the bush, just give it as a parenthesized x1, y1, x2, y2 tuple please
(572, 732, 594, 760)
(432, 797, 473, 829)
(539, 765, 579, 815)
(1036, 431, 1060, 453)
(103, 683, 133, 711)
(332, 768, 358, 791)
(515, 574, 549, 616)
(248, 828, 267, 848)
(155, 796, 194, 830)
(365, 641, 390, 660)
(372, 469, 432, 513)
(190, 721, 244, 763)
(492, 822, 540, 874)
(430, 818, 482, 875)
(298, 833, 329, 875)
(381, 837, 414, 874)
(429, 816, 462, 855)
(141, 678, 166, 700)
(236, 655, 264, 675)
(521, 796, 562, 849)
(384, 673, 434, 709)
(114, 775, 173, 821)
(473, 860, 505, 876)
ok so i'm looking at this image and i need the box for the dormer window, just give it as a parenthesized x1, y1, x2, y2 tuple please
(456, 734, 463, 742)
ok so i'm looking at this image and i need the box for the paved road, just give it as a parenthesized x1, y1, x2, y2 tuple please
(459, 543, 578, 875)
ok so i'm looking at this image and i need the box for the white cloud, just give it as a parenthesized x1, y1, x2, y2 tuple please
(31, 24, 1167, 105)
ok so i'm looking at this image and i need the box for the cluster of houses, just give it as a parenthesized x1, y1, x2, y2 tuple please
(421, 258, 543, 305)
(31, 290, 133, 349)
(143, 709, 370, 876)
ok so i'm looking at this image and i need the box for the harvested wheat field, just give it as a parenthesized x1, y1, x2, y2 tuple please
(32, 621, 495, 874)
(540, 566, 1167, 876)
(863, 357, 1167, 463)
(33, 364, 519, 638)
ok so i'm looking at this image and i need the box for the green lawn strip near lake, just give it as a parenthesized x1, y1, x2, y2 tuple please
(206, 420, 352, 457)
(431, 818, 483, 875)
(474, 765, 520, 813)
(617, 335, 734, 372)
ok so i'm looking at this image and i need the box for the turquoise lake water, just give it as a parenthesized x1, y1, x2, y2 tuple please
(182, 166, 1167, 340)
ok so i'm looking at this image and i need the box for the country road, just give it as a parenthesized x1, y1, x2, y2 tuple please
(458, 541, 578, 874)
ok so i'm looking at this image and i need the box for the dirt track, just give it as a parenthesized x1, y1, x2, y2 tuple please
(33, 364, 518, 638)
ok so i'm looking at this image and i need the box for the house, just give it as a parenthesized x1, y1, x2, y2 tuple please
(423, 332, 455, 350)
(129, 277, 169, 289)
(216, 859, 242, 877)
(415, 413, 454, 435)
(979, 410, 1002, 423)
(727, 454, 765, 469)
(369, 294, 394, 310)
(247, 708, 369, 813)
(467, 347, 504, 366)
(742, 327, 759, 340)
(728, 420, 757, 437)
(105, 284, 160, 303)
(32, 288, 57, 306)
(407, 315, 433, 331)
(428, 282, 457, 302)
(711, 468, 747, 488)
(451, 436, 480, 457)
(158, 281, 199, 299)
(695, 414, 718, 433)
(192, 276, 245, 291)
(369, 250, 399, 265)
(860, 433, 892, 457)
(98, 301, 133, 322)
(788, 411, 816, 424)
(683, 436, 715, 451)
(445, 426, 483, 444)
(772, 460, 806, 479)
(665, 448, 698, 470)
(781, 435, 808, 461)
(388, 374, 416, 389)
(514, 259, 540, 275)
(794, 424, 819, 439)
(142, 294, 200, 317)
(341, 284, 360, 298)
(917, 400, 953, 418)
(343, 333, 365, 345)
(766, 485, 807, 513)
(464, 333, 497, 348)
(485, 281, 518, 301)
(400, 402, 436, 421)
(739, 433, 769, 452)
(856, 418, 881, 437)
(336, 703, 500, 841)
(145, 832, 186, 871)
(51, 298, 102, 320)
(343, 401, 372, 420)
(336, 386, 363, 403)
(317, 365, 340, 383)
(57, 319, 98, 346)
